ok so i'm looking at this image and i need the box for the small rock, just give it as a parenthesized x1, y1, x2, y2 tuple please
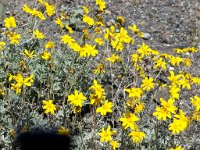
(161, 31, 173, 44)
(106, 21, 113, 27)
(142, 32, 151, 40)
(104, 10, 112, 15)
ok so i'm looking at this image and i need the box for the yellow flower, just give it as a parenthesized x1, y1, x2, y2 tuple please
(160, 98, 177, 114)
(141, 77, 155, 91)
(9, 32, 21, 45)
(169, 110, 188, 134)
(110, 140, 120, 150)
(96, 0, 106, 11)
(168, 119, 185, 135)
(66, 25, 73, 34)
(23, 4, 46, 20)
(82, 44, 98, 57)
(129, 131, 146, 143)
(23, 49, 36, 58)
(93, 63, 105, 74)
(96, 100, 113, 116)
(119, 112, 139, 130)
(111, 39, 124, 51)
(0, 42, 6, 51)
(57, 126, 70, 136)
(33, 29, 44, 39)
(167, 71, 181, 86)
(192, 111, 200, 121)
(117, 16, 125, 23)
(134, 102, 145, 114)
(35, 10, 46, 20)
(192, 77, 200, 85)
(137, 43, 151, 57)
(184, 47, 198, 53)
(179, 78, 191, 90)
(9, 129, 16, 137)
(169, 85, 180, 100)
(153, 106, 171, 121)
(169, 146, 184, 150)
(190, 95, 200, 111)
(131, 54, 142, 63)
(106, 54, 120, 63)
(4, 16, 16, 29)
(182, 58, 191, 67)
(45, 41, 55, 49)
(11, 74, 34, 94)
(169, 56, 183, 66)
(154, 57, 167, 70)
(45, 3, 55, 17)
(128, 24, 144, 38)
(23, 4, 32, 14)
(68, 90, 87, 107)
(89, 80, 105, 98)
(98, 125, 115, 142)
(0, 88, 4, 96)
(119, 27, 133, 44)
(94, 38, 104, 46)
(83, 15, 94, 26)
(124, 87, 143, 100)
(72, 106, 82, 113)
(42, 100, 56, 115)
(38, 0, 45, 5)
(55, 18, 64, 28)
(83, 29, 90, 40)
(61, 34, 75, 44)
(89, 94, 105, 105)
(82, 6, 89, 14)
(40, 51, 51, 61)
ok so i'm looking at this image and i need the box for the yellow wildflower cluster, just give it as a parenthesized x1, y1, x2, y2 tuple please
(98, 125, 119, 149)
(23, 4, 46, 20)
(23, 0, 55, 20)
(1, 0, 200, 149)
(9, 73, 34, 94)
(3, 16, 21, 45)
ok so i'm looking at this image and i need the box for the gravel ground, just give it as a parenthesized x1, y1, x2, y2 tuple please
(107, 0, 198, 51)
(1, 0, 199, 50)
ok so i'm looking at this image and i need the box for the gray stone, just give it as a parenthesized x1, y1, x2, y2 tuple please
(142, 32, 151, 40)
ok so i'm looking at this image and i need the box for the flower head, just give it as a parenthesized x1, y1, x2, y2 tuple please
(33, 29, 44, 39)
(141, 77, 155, 91)
(9, 32, 21, 45)
(129, 131, 146, 143)
(40, 51, 51, 61)
(4, 16, 16, 29)
(42, 100, 56, 115)
(120, 112, 139, 130)
(0, 42, 6, 51)
(98, 125, 116, 142)
(23, 49, 36, 58)
(57, 126, 70, 136)
(83, 15, 94, 26)
(45, 41, 55, 49)
(96, 100, 113, 116)
(68, 90, 87, 107)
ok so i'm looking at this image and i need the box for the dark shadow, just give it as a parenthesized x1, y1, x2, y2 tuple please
(14, 128, 72, 150)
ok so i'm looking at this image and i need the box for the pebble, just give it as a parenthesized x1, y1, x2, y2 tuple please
(142, 32, 151, 40)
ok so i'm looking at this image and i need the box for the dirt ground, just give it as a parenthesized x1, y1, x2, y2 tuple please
(1, 0, 200, 48)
